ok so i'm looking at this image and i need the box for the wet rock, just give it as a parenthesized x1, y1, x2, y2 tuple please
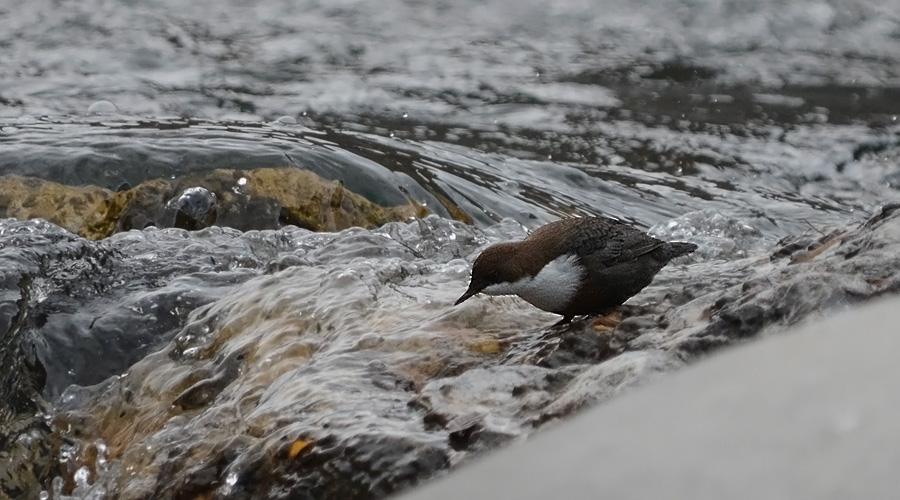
(538, 350, 680, 421)
(0, 215, 481, 498)
(0, 217, 330, 498)
(416, 365, 581, 449)
(0, 175, 112, 237)
(97, 168, 428, 238)
(25, 216, 536, 498)
(399, 297, 900, 500)
(0, 168, 429, 240)
(531, 327, 619, 369)
(3, 206, 900, 499)
(0, 219, 103, 498)
(618, 204, 900, 363)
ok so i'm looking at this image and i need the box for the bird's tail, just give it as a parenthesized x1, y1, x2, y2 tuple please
(665, 241, 698, 259)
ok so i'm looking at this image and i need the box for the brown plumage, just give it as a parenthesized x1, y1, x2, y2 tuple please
(456, 216, 697, 323)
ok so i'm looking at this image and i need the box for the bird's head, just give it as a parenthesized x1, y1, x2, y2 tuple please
(455, 243, 522, 305)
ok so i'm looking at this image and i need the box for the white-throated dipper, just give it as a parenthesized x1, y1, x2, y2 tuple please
(455, 216, 697, 323)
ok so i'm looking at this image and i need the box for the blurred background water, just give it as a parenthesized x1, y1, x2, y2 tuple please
(3, 0, 899, 238)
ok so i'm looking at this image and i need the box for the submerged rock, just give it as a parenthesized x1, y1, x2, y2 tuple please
(0, 168, 429, 240)
(95, 168, 429, 238)
(0, 175, 112, 236)
(400, 296, 900, 500)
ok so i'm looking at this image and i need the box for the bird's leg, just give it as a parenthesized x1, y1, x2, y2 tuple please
(590, 311, 623, 331)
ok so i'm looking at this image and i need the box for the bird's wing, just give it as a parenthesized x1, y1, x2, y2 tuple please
(560, 218, 664, 269)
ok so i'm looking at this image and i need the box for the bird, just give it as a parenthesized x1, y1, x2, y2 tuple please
(455, 216, 697, 324)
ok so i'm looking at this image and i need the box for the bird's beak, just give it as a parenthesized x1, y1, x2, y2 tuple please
(455, 286, 479, 305)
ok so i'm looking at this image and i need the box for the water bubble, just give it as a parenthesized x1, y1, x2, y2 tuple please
(234, 177, 248, 194)
(275, 115, 297, 125)
(16, 115, 36, 124)
(74, 466, 91, 486)
(402, 112, 408, 118)
(389, 132, 395, 137)
(87, 100, 118, 115)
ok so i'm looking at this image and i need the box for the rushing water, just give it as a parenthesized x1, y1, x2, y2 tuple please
(0, 0, 899, 498)
(2, 0, 899, 239)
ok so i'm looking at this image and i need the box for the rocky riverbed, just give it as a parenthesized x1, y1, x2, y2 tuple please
(0, 202, 897, 498)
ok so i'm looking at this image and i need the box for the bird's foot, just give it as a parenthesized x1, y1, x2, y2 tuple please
(589, 311, 623, 332)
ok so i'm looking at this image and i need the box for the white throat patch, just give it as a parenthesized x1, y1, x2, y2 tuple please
(481, 253, 584, 312)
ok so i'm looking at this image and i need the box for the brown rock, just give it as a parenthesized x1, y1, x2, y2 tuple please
(0, 174, 112, 238)
(2, 168, 433, 240)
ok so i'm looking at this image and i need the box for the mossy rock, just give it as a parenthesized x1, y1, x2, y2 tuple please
(0, 175, 113, 237)
(2, 168, 435, 240)
(230, 168, 428, 231)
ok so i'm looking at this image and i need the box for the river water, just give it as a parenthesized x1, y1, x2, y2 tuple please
(1, 0, 899, 498)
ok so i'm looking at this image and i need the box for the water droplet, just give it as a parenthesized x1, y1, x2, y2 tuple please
(389, 132, 395, 137)
(87, 100, 118, 115)
(401, 111, 408, 118)
(275, 115, 297, 125)
(16, 115, 36, 124)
